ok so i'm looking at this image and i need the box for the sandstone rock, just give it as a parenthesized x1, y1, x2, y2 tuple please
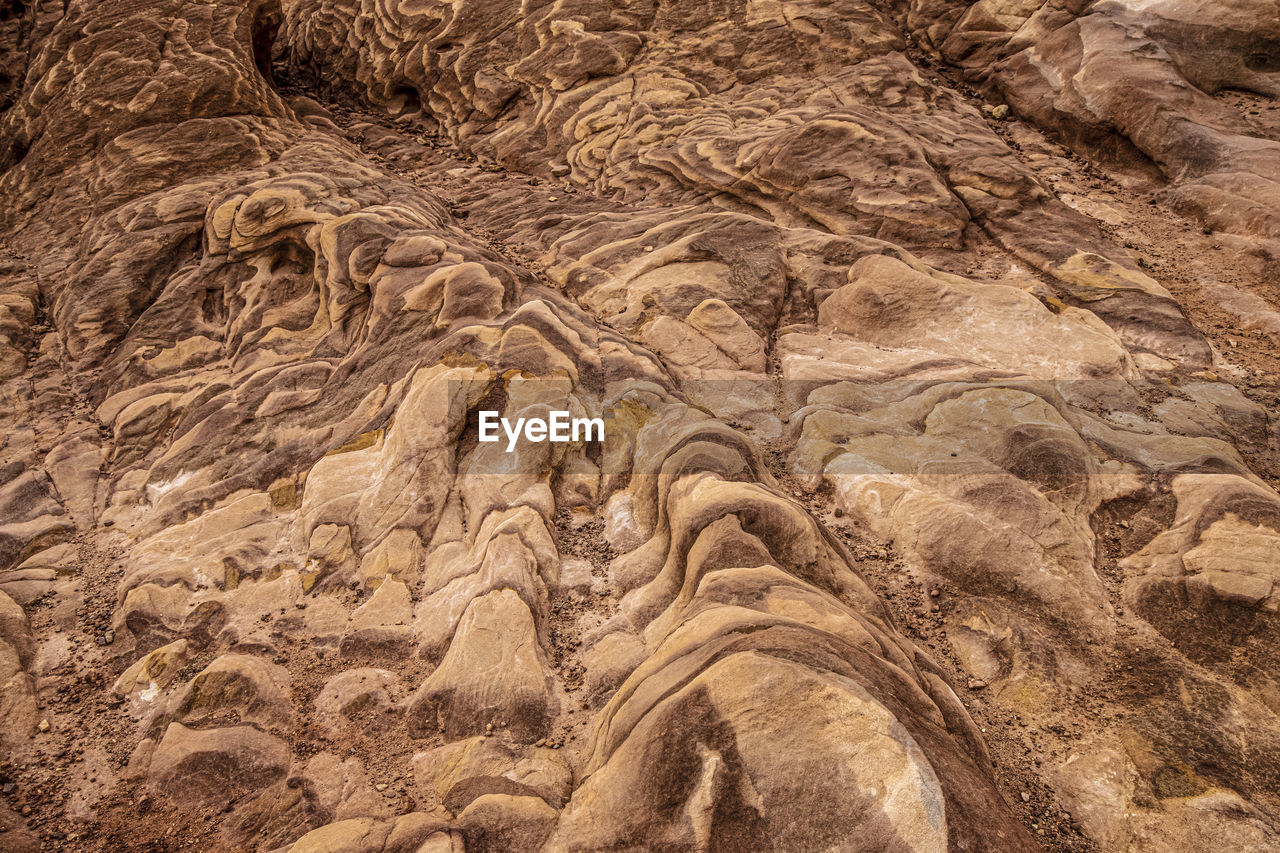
(553, 653, 953, 852)
(5, 0, 1280, 848)
(316, 668, 403, 736)
(685, 298, 767, 372)
(0, 591, 34, 671)
(407, 589, 553, 742)
(113, 639, 190, 706)
(121, 492, 286, 595)
(299, 365, 489, 559)
(117, 582, 226, 654)
(816, 254, 1133, 380)
(1, 542, 76, 605)
(167, 653, 292, 730)
(920, 0, 1280, 242)
(412, 736, 572, 814)
(306, 524, 357, 591)
(0, 622, 37, 753)
(285, 818, 389, 853)
(582, 631, 649, 709)
(356, 529, 424, 590)
(602, 491, 645, 554)
(455, 794, 557, 853)
(1186, 570, 1274, 609)
(340, 579, 415, 660)
(638, 316, 742, 377)
(413, 514, 553, 662)
(434, 263, 507, 327)
(1047, 735, 1280, 853)
(0, 469, 70, 571)
(43, 429, 102, 527)
(148, 723, 290, 807)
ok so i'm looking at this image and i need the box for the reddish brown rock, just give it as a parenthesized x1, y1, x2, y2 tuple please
(147, 723, 291, 807)
(2, 0, 1279, 849)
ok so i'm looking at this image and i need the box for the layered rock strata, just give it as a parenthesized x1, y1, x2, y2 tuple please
(1, 0, 1278, 851)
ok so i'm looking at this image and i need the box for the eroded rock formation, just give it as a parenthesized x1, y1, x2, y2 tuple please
(0, 0, 1278, 850)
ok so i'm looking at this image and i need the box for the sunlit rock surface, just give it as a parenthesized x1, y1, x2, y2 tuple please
(1, 0, 1278, 850)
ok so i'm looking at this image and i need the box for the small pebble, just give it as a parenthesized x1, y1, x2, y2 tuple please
(37, 719, 50, 733)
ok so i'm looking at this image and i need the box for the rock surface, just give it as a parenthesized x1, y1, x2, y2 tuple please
(1, 0, 1279, 850)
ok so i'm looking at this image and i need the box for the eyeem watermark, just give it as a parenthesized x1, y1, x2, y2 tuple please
(478, 410, 605, 452)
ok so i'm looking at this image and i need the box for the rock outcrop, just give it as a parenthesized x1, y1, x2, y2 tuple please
(1, 0, 1278, 850)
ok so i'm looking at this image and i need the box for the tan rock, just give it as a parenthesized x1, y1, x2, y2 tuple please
(686, 298, 767, 371)
(148, 723, 290, 807)
(582, 631, 647, 709)
(1186, 570, 1273, 609)
(285, 818, 389, 853)
(552, 653, 950, 852)
(316, 668, 402, 736)
(356, 529, 424, 590)
(8, 0, 1280, 847)
(817, 254, 1133, 380)
(340, 579, 415, 659)
(412, 736, 571, 813)
(435, 263, 507, 326)
(112, 639, 190, 703)
(0, 640, 37, 753)
(406, 589, 553, 742)
(455, 794, 557, 853)
(167, 654, 292, 729)
(117, 583, 225, 652)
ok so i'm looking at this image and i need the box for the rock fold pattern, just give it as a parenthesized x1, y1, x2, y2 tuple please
(1, 0, 1279, 851)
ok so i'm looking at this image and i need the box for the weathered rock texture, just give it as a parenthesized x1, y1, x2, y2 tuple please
(0, 0, 1278, 850)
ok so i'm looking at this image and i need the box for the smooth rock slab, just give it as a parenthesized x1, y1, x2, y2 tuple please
(406, 589, 554, 742)
(148, 723, 290, 807)
(549, 651, 948, 853)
